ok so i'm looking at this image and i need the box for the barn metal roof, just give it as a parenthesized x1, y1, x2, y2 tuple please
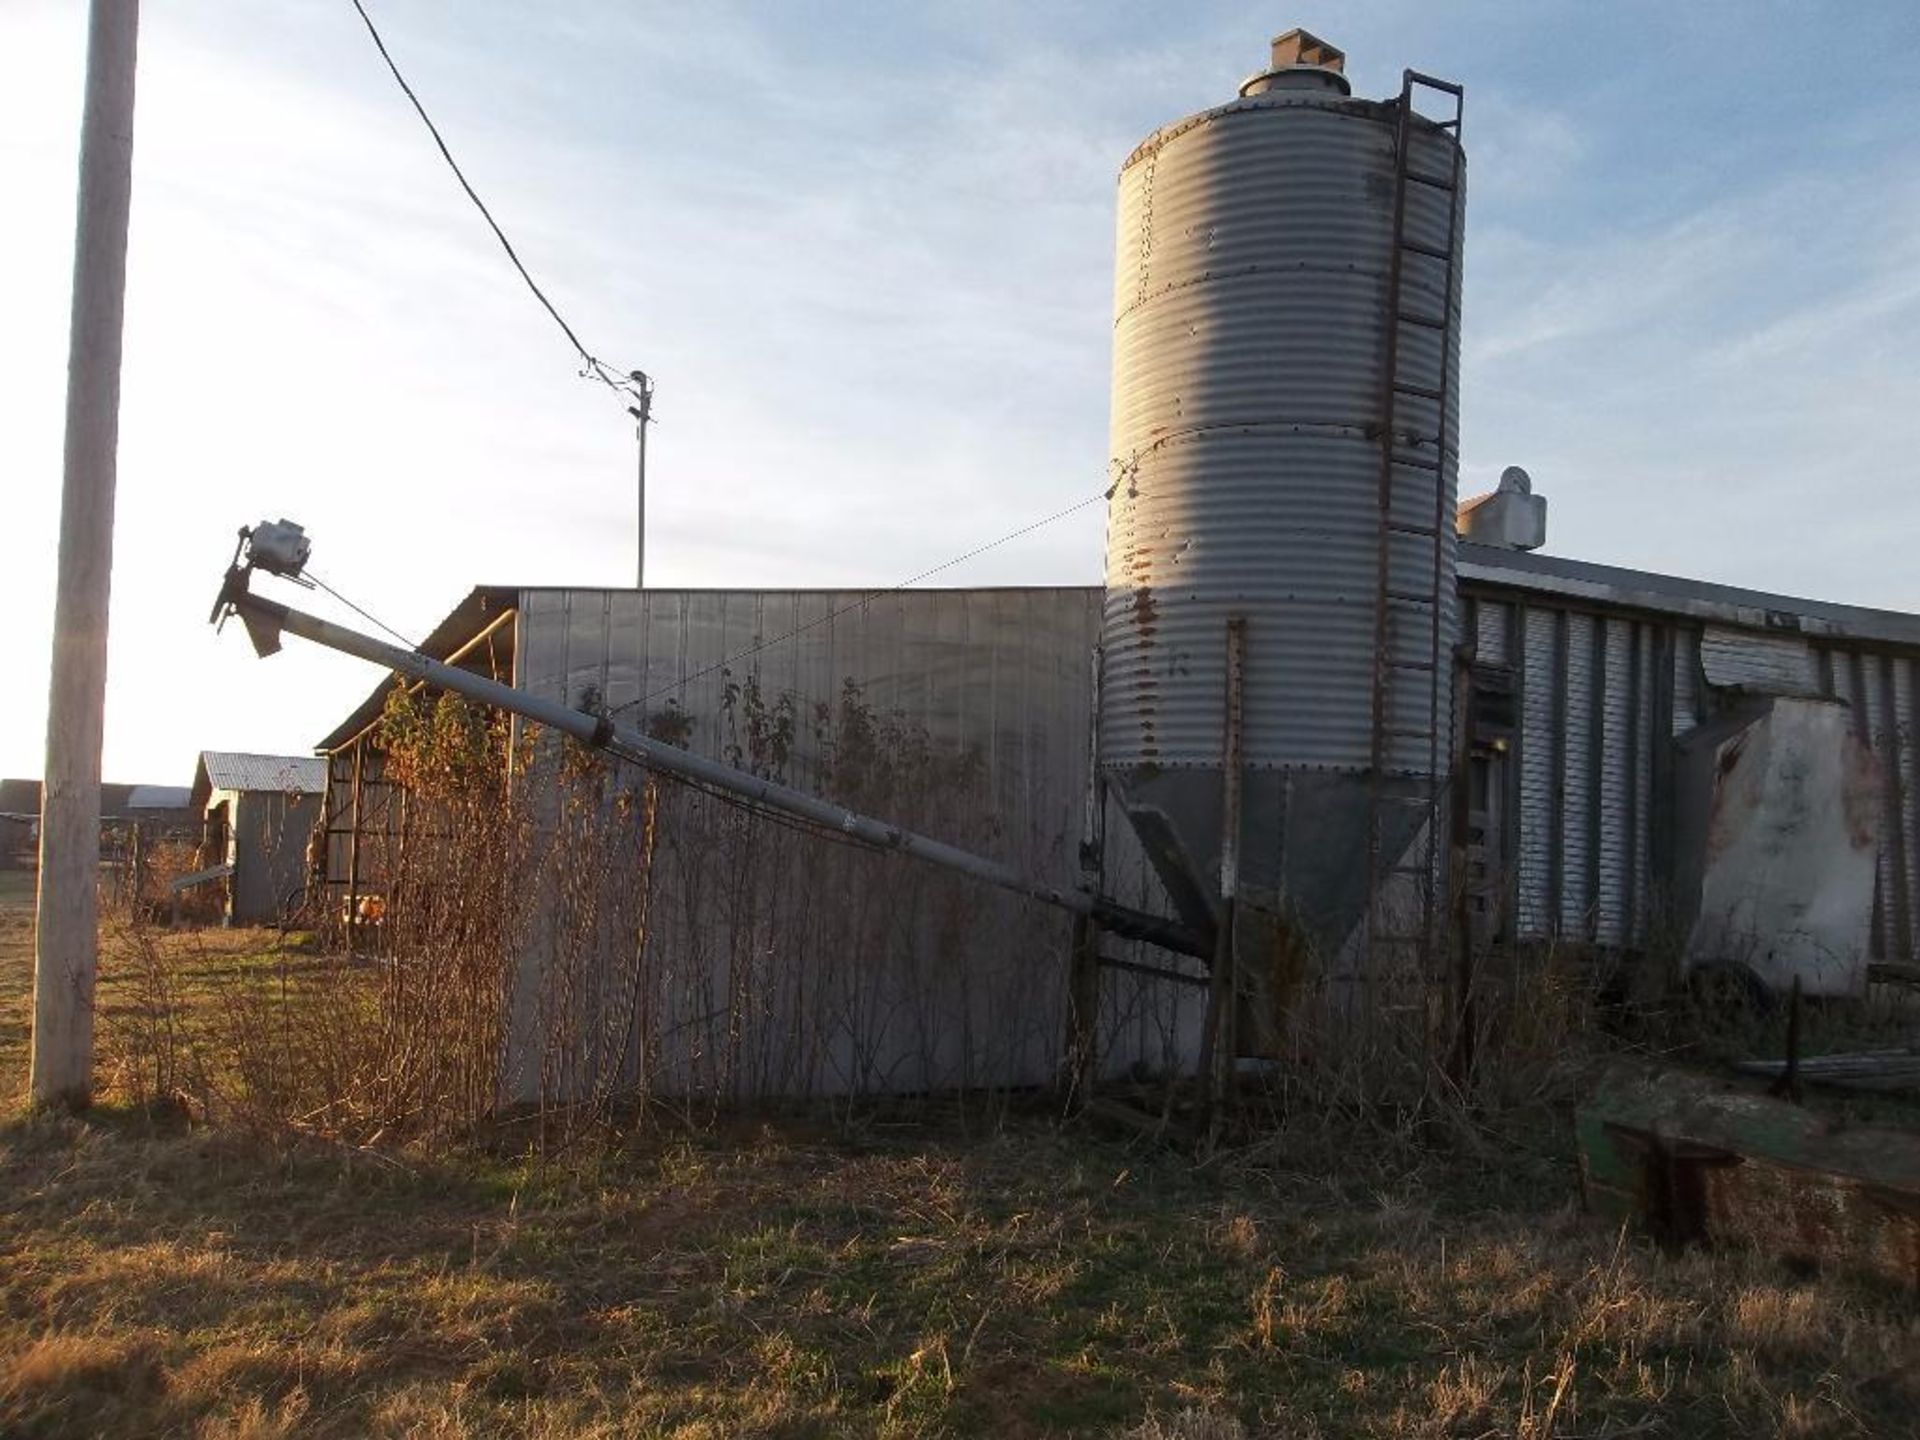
(1458, 543, 1920, 648)
(126, 785, 192, 810)
(196, 752, 328, 797)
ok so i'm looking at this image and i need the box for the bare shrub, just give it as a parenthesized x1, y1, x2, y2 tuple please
(96, 673, 1101, 1147)
(96, 915, 210, 1119)
(140, 836, 224, 925)
(95, 687, 526, 1144)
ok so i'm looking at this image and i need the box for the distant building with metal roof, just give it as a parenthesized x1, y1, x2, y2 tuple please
(126, 784, 192, 811)
(191, 752, 328, 803)
(0, 776, 200, 870)
(189, 751, 326, 925)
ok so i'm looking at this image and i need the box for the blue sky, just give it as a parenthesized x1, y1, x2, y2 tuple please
(4, 1, 1917, 781)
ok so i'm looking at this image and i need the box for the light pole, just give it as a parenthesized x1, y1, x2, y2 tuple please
(628, 370, 654, 590)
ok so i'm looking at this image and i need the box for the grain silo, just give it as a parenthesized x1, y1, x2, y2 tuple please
(1100, 31, 1467, 995)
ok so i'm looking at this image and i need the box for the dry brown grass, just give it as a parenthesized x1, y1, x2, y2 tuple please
(3, 873, 1918, 1437)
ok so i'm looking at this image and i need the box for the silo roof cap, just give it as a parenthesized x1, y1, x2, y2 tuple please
(1240, 29, 1353, 97)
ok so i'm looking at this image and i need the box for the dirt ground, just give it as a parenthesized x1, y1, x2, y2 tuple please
(1, 870, 1916, 1438)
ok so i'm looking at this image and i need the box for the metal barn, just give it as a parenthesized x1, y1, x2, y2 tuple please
(307, 541, 1920, 1099)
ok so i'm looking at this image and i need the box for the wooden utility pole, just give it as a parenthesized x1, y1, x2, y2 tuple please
(32, 0, 140, 1109)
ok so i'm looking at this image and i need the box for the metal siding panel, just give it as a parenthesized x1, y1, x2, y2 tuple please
(517, 589, 570, 706)
(1632, 625, 1656, 944)
(1900, 658, 1920, 961)
(1516, 607, 1558, 938)
(1476, 597, 1510, 666)
(1597, 619, 1633, 946)
(507, 587, 1155, 1096)
(602, 591, 647, 717)
(1875, 654, 1915, 962)
(1859, 656, 1895, 960)
(1673, 627, 1702, 735)
(1562, 613, 1594, 938)
(1699, 626, 1820, 697)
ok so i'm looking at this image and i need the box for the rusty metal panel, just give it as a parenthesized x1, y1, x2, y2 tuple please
(1102, 85, 1463, 775)
(1578, 1065, 1920, 1288)
(1681, 698, 1879, 996)
(1700, 625, 1820, 697)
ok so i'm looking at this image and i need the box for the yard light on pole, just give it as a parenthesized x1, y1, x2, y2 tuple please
(628, 370, 654, 590)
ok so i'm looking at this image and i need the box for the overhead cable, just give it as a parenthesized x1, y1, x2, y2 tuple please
(306, 569, 419, 650)
(346, 0, 646, 403)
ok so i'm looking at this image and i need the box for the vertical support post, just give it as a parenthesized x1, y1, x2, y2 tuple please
(345, 740, 365, 958)
(1506, 600, 1527, 943)
(1066, 645, 1107, 1108)
(128, 821, 145, 917)
(1201, 617, 1247, 1123)
(628, 372, 654, 590)
(31, 0, 141, 1110)
(1446, 646, 1476, 1089)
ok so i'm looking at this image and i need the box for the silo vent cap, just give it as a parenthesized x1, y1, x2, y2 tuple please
(1459, 468, 1548, 552)
(1269, 29, 1344, 73)
(1241, 29, 1352, 97)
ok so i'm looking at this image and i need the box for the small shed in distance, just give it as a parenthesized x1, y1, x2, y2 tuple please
(189, 751, 328, 924)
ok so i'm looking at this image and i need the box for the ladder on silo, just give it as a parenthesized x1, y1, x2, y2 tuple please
(1363, 71, 1465, 1003)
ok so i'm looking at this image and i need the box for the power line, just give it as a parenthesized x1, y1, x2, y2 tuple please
(608, 484, 1115, 720)
(346, 0, 645, 404)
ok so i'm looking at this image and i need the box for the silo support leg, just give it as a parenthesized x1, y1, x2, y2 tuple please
(1200, 617, 1247, 1127)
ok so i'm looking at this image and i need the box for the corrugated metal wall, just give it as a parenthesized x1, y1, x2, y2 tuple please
(1818, 645, 1920, 961)
(315, 575, 1920, 1101)
(518, 588, 1095, 856)
(510, 587, 1200, 1098)
(1474, 587, 1920, 963)
(227, 790, 320, 925)
(1488, 594, 1686, 949)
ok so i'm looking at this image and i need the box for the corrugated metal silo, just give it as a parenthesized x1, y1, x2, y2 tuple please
(1100, 32, 1467, 973)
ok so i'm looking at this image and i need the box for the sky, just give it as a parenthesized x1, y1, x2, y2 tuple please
(3, 0, 1918, 784)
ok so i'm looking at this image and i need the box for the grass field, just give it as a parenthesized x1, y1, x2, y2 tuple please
(1, 871, 1916, 1438)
